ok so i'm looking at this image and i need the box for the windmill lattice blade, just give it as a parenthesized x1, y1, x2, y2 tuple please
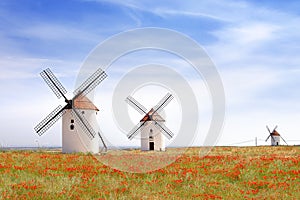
(127, 122, 146, 140)
(272, 125, 278, 133)
(34, 105, 65, 136)
(154, 120, 174, 139)
(280, 136, 288, 145)
(126, 96, 147, 115)
(265, 135, 271, 142)
(266, 125, 271, 134)
(73, 68, 107, 98)
(72, 109, 96, 140)
(153, 93, 173, 114)
(40, 68, 67, 99)
(98, 131, 107, 151)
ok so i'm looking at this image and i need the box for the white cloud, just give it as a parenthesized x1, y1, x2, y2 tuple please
(19, 23, 102, 43)
(214, 23, 281, 45)
(0, 55, 83, 78)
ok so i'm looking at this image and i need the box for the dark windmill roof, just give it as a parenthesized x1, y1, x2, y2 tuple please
(140, 108, 165, 122)
(271, 130, 280, 136)
(73, 95, 99, 111)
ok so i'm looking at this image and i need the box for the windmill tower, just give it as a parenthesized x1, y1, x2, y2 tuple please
(125, 93, 174, 151)
(266, 125, 288, 146)
(34, 68, 107, 154)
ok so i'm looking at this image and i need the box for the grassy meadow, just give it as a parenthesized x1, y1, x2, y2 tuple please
(0, 146, 299, 199)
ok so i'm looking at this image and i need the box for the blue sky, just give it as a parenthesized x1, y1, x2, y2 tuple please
(0, 0, 300, 147)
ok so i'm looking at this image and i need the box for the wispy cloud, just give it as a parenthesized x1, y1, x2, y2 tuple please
(90, 0, 248, 22)
(214, 23, 281, 46)
(152, 9, 228, 22)
(19, 23, 102, 43)
(0, 56, 81, 80)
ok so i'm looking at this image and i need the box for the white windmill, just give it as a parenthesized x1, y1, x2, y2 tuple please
(34, 68, 107, 154)
(266, 125, 288, 146)
(125, 93, 174, 151)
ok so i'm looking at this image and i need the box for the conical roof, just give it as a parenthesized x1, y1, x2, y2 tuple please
(271, 130, 280, 136)
(140, 108, 165, 122)
(73, 95, 99, 111)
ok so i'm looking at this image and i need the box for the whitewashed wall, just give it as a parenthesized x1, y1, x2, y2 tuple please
(62, 109, 99, 153)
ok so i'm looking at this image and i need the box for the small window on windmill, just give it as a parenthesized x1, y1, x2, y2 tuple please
(149, 129, 153, 139)
(70, 119, 75, 130)
(81, 111, 85, 115)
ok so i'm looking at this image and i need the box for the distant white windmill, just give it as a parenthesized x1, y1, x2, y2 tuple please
(266, 125, 288, 146)
(125, 93, 174, 151)
(34, 68, 107, 153)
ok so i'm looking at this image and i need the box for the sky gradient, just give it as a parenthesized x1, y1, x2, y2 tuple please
(0, 0, 300, 147)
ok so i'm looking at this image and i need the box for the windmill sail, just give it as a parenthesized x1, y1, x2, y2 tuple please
(153, 93, 173, 114)
(265, 135, 275, 142)
(72, 109, 97, 139)
(154, 120, 173, 139)
(265, 125, 276, 142)
(98, 131, 107, 152)
(73, 68, 107, 98)
(126, 96, 147, 115)
(127, 121, 147, 140)
(266, 125, 271, 134)
(34, 105, 66, 135)
(40, 68, 68, 100)
(272, 125, 278, 133)
(280, 136, 288, 145)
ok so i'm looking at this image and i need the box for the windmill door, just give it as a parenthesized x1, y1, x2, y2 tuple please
(149, 142, 154, 150)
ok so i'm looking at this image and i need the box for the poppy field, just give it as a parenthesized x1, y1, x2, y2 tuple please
(0, 146, 299, 199)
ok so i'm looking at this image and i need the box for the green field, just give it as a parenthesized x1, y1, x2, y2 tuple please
(0, 146, 299, 199)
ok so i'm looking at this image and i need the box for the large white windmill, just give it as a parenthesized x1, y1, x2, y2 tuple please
(34, 68, 107, 154)
(125, 93, 174, 151)
(265, 125, 288, 146)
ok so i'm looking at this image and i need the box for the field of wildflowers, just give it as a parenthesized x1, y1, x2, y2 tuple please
(0, 146, 299, 199)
